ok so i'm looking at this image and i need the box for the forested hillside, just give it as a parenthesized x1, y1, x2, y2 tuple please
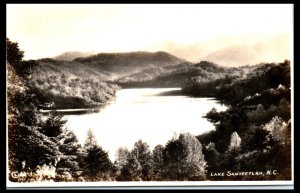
(29, 58, 119, 109)
(182, 60, 291, 180)
(116, 61, 252, 88)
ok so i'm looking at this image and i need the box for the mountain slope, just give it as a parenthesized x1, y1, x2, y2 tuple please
(73, 51, 185, 77)
(54, 51, 96, 61)
(29, 58, 119, 108)
(115, 61, 247, 88)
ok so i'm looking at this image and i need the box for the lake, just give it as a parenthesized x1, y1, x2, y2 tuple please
(64, 88, 227, 161)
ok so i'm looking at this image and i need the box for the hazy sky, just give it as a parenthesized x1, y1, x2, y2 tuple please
(7, 4, 293, 61)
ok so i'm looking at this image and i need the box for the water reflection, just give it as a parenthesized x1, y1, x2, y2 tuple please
(40, 108, 102, 115)
(64, 88, 227, 161)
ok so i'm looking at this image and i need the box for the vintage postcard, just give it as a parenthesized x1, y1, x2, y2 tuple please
(6, 4, 293, 189)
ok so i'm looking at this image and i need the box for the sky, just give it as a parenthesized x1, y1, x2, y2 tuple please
(6, 4, 293, 62)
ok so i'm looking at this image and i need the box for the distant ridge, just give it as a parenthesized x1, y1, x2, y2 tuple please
(54, 51, 96, 61)
(200, 33, 291, 67)
(71, 51, 186, 76)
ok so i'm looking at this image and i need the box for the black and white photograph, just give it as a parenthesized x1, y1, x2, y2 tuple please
(6, 4, 293, 189)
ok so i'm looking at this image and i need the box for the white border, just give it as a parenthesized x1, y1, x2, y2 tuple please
(6, 3, 294, 189)
(6, 180, 294, 188)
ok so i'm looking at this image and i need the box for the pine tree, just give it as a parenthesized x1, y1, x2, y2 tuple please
(55, 129, 82, 180)
(39, 111, 67, 138)
(82, 129, 112, 181)
(38, 111, 82, 180)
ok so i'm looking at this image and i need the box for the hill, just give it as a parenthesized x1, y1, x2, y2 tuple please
(29, 58, 119, 109)
(115, 61, 248, 88)
(54, 51, 96, 61)
(73, 51, 185, 77)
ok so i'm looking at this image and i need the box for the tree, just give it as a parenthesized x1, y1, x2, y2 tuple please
(263, 116, 289, 145)
(8, 124, 61, 173)
(83, 129, 97, 149)
(19, 60, 39, 79)
(7, 61, 40, 127)
(6, 38, 24, 69)
(222, 131, 242, 171)
(115, 140, 153, 181)
(82, 129, 112, 181)
(114, 147, 130, 180)
(131, 140, 153, 181)
(179, 133, 207, 180)
(162, 135, 185, 180)
(6, 38, 37, 79)
(120, 152, 142, 181)
(242, 126, 270, 152)
(163, 133, 207, 180)
(152, 144, 164, 180)
(55, 129, 82, 180)
(228, 132, 241, 152)
(38, 111, 82, 179)
(203, 142, 221, 171)
(38, 111, 67, 138)
(205, 107, 220, 123)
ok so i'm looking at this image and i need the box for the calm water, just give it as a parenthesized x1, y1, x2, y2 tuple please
(64, 88, 227, 161)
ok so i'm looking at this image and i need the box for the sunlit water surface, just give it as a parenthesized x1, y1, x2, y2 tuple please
(64, 88, 227, 161)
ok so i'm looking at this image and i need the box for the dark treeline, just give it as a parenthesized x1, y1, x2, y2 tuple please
(7, 38, 291, 182)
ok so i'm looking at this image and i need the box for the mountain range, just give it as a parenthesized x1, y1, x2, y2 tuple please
(201, 33, 291, 66)
(145, 33, 291, 66)
(53, 33, 290, 68)
(45, 35, 290, 87)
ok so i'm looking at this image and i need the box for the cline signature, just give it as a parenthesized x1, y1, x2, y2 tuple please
(210, 170, 278, 177)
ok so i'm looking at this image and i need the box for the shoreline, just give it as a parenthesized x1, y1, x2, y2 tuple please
(39, 107, 103, 115)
